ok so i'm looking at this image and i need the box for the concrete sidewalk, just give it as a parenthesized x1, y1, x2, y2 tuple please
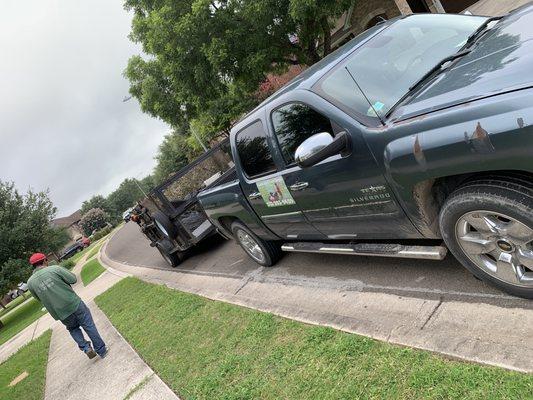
(45, 300, 177, 400)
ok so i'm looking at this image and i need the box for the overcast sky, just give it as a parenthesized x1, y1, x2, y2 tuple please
(0, 0, 169, 218)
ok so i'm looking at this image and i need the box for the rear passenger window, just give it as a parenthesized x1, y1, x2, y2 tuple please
(272, 103, 334, 165)
(236, 121, 276, 178)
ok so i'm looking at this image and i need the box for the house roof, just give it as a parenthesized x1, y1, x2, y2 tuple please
(51, 209, 82, 228)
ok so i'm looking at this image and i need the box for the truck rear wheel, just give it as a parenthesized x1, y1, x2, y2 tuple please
(231, 221, 281, 267)
(439, 178, 533, 299)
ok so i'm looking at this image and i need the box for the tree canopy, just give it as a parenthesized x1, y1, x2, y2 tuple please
(153, 131, 203, 183)
(81, 195, 113, 216)
(0, 181, 69, 299)
(79, 208, 110, 236)
(124, 0, 353, 136)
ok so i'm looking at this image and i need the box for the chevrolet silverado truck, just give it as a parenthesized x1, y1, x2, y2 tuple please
(197, 8, 533, 298)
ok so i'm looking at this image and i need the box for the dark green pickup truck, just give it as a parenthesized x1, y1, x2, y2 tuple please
(198, 8, 533, 298)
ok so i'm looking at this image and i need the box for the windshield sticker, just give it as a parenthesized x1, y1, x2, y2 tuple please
(367, 101, 384, 117)
(257, 177, 296, 207)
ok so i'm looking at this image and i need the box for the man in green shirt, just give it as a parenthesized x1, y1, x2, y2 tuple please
(27, 253, 108, 359)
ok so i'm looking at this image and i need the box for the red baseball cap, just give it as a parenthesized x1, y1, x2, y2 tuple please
(29, 253, 47, 265)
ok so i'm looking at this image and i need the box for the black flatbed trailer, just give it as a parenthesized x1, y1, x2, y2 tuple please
(132, 138, 235, 267)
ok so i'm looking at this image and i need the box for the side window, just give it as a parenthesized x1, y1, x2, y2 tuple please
(236, 121, 276, 178)
(313, 67, 380, 126)
(272, 103, 334, 165)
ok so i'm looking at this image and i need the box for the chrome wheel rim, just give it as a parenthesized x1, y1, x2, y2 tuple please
(237, 230, 265, 263)
(455, 210, 533, 288)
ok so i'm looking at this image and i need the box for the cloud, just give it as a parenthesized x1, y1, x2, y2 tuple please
(0, 0, 169, 216)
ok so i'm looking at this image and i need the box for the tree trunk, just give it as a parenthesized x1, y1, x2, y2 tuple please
(306, 43, 321, 65)
(320, 16, 332, 57)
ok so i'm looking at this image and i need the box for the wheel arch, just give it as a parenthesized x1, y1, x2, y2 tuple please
(408, 170, 533, 238)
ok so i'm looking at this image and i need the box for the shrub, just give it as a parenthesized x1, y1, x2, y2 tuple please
(59, 259, 75, 270)
(79, 208, 109, 236)
(91, 225, 113, 242)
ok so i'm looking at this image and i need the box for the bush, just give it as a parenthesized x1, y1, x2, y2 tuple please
(91, 225, 113, 242)
(59, 259, 75, 270)
(79, 208, 109, 236)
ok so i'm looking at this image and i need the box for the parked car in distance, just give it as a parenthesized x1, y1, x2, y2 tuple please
(60, 241, 85, 260)
(123, 207, 134, 222)
(75, 236, 90, 247)
(7, 283, 28, 300)
(198, 7, 533, 298)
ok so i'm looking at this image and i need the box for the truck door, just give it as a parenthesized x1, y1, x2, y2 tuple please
(264, 89, 420, 240)
(235, 119, 325, 240)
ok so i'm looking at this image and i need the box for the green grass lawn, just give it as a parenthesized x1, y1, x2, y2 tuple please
(95, 278, 533, 400)
(0, 330, 51, 400)
(80, 259, 105, 286)
(0, 294, 30, 318)
(86, 241, 104, 260)
(0, 297, 47, 346)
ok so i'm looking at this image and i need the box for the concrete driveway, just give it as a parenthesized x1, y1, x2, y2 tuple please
(103, 223, 533, 372)
(468, 0, 532, 15)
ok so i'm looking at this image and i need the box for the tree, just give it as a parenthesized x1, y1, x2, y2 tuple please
(153, 131, 202, 184)
(138, 174, 156, 193)
(79, 208, 109, 236)
(0, 181, 68, 301)
(81, 195, 113, 216)
(123, 0, 353, 135)
(107, 178, 147, 218)
(0, 259, 32, 309)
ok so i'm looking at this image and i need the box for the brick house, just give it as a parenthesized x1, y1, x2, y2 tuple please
(330, 0, 481, 50)
(51, 209, 84, 242)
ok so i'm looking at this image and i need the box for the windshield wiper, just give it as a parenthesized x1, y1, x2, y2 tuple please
(384, 49, 471, 120)
(407, 49, 471, 92)
(464, 15, 503, 47)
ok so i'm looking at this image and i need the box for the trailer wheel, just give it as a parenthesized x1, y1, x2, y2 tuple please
(153, 211, 179, 239)
(231, 221, 281, 267)
(157, 246, 183, 268)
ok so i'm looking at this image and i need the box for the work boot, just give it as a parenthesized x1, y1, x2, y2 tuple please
(99, 346, 110, 359)
(85, 348, 97, 359)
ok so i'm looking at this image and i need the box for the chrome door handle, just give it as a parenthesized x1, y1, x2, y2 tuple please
(289, 182, 309, 191)
(248, 192, 261, 200)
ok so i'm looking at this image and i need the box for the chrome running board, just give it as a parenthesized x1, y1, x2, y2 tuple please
(281, 242, 447, 260)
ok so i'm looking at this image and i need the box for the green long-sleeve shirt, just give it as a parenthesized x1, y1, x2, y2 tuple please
(27, 265, 81, 321)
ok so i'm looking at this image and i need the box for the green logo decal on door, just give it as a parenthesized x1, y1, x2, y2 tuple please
(257, 177, 296, 207)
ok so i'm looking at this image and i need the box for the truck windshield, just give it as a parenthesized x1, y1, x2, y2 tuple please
(345, 14, 486, 118)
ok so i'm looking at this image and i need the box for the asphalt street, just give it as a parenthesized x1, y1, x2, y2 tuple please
(107, 222, 532, 309)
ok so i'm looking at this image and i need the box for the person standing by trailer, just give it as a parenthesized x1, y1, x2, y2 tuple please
(26, 253, 108, 359)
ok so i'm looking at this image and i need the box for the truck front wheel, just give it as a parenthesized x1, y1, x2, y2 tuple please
(231, 221, 281, 267)
(439, 178, 533, 299)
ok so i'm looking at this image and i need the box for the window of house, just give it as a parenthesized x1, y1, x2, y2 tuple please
(271, 103, 334, 165)
(236, 121, 276, 178)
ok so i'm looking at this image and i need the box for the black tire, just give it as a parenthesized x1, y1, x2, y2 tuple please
(439, 176, 533, 299)
(231, 221, 282, 267)
(153, 211, 179, 239)
(157, 246, 183, 268)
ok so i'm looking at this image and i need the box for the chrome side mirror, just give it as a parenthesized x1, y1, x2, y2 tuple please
(295, 131, 350, 168)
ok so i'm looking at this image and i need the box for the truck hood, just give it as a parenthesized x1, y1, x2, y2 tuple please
(393, 4, 533, 121)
